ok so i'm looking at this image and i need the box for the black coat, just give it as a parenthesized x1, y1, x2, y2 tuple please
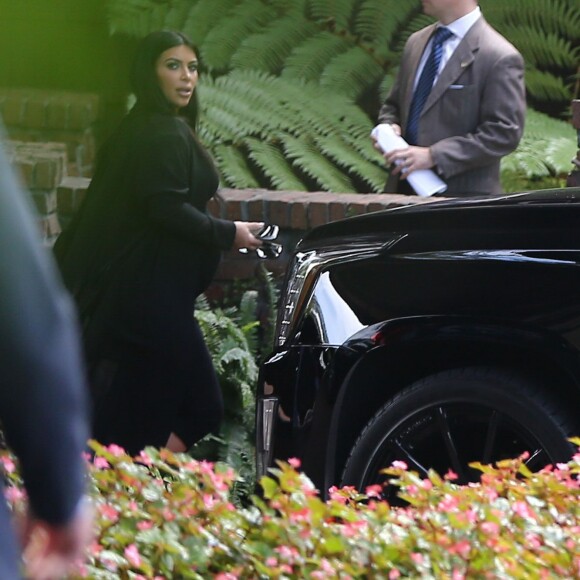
(54, 109, 234, 453)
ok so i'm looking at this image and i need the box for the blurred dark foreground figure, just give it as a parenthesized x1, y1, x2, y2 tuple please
(0, 138, 92, 579)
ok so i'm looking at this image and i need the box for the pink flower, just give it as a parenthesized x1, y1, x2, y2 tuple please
(422, 479, 433, 490)
(137, 450, 153, 466)
(107, 444, 125, 456)
(342, 520, 367, 537)
(275, 545, 299, 561)
(445, 469, 458, 481)
(209, 472, 229, 493)
(100, 504, 119, 522)
(365, 484, 383, 498)
(389, 570, 401, 579)
(137, 520, 153, 531)
(449, 540, 471, 559)
(452, 569, 465, 580)
(93, 456, 110, 469)
(410, 553, 424, 565)
(512, 501, 537, 520)
(525, 533, 542, 550)
(198, 460, 215, 474)
(202, 494, 216, 510)
(4, 486, 25, 503)
(464, 509, 477, 524)
(124, 544, 142, 568)
(89, 541, 103, 556)
(481, 522, 499, 535)
(391, 460, 408, 470)
(288, 457, 301, 469)
(265, 557, 277, 566)
(289, 507, 311, 523)
(319, 559, 335, 574)
(438, 494, 459, 513)
(215, 574, 239, 580)
(0, 456, 16, 473)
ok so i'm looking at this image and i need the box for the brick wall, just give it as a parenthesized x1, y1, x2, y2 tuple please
(4, 140, 69, 242)
(0, 88, 99, 177)
(52, 178, 438, 293)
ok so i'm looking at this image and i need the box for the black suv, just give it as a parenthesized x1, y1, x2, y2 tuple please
(256, 188, 580, 498)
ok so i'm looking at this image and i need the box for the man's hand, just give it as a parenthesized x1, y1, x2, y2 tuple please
(385, 145, 435, 177)
(21, 498, 94, 580)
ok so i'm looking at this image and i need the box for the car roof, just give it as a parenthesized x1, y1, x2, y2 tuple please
(300, 187, 580, 247)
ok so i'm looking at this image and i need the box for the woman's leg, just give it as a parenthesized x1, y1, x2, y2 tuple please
(165, 432, 187, 452)
(172, 318, 224, 449)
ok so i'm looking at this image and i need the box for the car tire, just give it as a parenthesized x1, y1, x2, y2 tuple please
(340, 366, 576, 497)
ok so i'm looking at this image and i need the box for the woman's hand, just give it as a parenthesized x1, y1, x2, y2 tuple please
(232, 221, 264, 250)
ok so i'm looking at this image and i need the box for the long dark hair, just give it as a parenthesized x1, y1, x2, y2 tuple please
(130, 30, 200, 129)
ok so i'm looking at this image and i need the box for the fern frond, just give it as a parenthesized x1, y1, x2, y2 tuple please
(182, 0, 245, 47)
(164, 1, 197, 32)
(355, 0, 419, 58)
(502, 108, 576, 182)
(106, 0, 171, 37)
(320, 46, 385, 100)
(545, 137, 578, 175)
(231, 16, 319, 74)
(525, 69, 573, 103)
(484, 0, 580, 42)
(503, 27, 578, 69)
(212, 145, 261, 188)
(377, 71, 396, 103)
(306, 0, 358, 31)
(244, 138, 309, 191)
(199, 80, 288, 139)
(201, 1, 278, 71)
(280, 133, 354, 192)
(314, 133, 388, 191)
(394, 14, 435, 53)
(238, 290, 258, 328)
(282, 32, 351, 81)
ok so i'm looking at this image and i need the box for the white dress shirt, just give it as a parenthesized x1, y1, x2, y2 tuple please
(413, 6, 482, 90)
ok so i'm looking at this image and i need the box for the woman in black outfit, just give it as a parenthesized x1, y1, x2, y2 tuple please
(55, 30, 263, 455)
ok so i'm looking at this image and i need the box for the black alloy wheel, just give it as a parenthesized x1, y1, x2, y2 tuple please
(340, 367, 576, 502)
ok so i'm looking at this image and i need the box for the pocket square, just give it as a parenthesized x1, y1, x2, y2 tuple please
(449, 84, 464, 89)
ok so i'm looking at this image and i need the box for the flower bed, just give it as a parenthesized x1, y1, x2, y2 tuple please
(2, 439, 579, 579)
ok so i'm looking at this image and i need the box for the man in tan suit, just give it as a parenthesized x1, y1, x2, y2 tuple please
(378, 0, 525, 196)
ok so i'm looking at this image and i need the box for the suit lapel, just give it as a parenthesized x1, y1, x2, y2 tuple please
(422, 17, 485, 115)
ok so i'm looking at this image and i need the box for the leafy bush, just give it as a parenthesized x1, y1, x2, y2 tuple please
(191, 269, 278, 501)
(192, 292, 260, 499)
(2, 440, 579, 578)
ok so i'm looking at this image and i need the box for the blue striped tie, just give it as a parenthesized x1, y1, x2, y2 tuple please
(406, 27, 454, 145)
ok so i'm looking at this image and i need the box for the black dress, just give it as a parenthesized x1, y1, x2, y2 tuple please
(55, 109, 235, 454)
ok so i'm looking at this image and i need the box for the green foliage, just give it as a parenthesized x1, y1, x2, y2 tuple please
(502, 109, 577, 191)
(199, 70, 387, 192)
(190, 271, 279, 497)
(3, 441, 580, 577)
(106, 0, 578, 193)
(192, 293, 259, 494)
